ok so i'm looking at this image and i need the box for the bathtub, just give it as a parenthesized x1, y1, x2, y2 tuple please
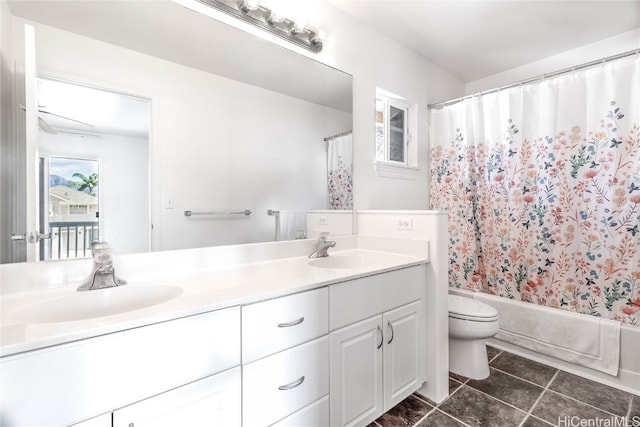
(450, 289, 640, 396)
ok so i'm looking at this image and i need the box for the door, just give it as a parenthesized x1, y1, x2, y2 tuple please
(329, 315, 383, 427)
(42, 156, 100, 260)
(35, 77, 151, 257)
(6, 24, 39, 262)
(383, 301, 424, 410)
(113, 368, 241, 427)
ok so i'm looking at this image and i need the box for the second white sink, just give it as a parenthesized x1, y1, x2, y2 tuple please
(10, 285, 183, 324)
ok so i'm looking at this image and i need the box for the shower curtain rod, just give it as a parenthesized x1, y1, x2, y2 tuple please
(428, 48, 640, 110)
(324, 130, 352, 141)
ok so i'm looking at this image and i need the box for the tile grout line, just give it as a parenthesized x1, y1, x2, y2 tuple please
(411, 407, 435, 426)
(544, 388, 629, 419)
(412, 378, 469, 427)
(417, 408, 475, 427)
(491, 361, 634, 420)
(522, 368, 629, 422)
(456, 383, 530, 418)
(625, 394, 634, 419)
(517, 369, 560, 427)
(410, 349, 502, 427)
(489, 365, 556, 389)
(407, 392, 438, 426)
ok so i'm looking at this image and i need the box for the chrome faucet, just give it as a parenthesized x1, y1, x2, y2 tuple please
(77, 242, 127, 291)
(309, 232, 336, 258)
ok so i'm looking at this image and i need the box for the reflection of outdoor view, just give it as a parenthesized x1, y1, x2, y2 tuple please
(47, 157, 99, 260)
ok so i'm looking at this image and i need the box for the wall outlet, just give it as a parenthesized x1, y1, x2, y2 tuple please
(396, 218, 413, 231)
(317, 215, 328, 226)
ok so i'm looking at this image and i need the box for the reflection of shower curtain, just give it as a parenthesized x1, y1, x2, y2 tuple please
(429, 54, 640, 326)
(327, 132, 353, 210)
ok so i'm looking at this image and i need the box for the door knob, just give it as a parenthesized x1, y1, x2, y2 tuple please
(10, 232, 50, 243)
(36, 232, 51, 242)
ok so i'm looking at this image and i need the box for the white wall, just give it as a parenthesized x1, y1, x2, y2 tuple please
(16, 19, 351, 252)
(38, 132, 150, 255)
(4, 1, 466, 259)
(180, 0, 466, 211)
(466, 29, 640, 94)
(310, 3, 465, 210)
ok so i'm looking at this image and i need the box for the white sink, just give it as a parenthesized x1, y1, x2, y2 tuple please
(10, 285, 183, 324)
(308, 254, 370, 269)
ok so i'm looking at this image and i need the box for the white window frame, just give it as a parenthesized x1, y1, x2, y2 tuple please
(374, 88, 419, 179)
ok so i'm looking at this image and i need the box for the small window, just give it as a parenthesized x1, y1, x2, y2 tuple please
(375, 91, 410, 166)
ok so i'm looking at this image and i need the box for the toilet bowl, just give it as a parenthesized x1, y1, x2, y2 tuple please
(448, 294, 499, 380)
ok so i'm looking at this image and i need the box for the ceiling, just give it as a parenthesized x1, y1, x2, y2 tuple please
(37, 78, 150, 138)
(329, 0, 640, 82)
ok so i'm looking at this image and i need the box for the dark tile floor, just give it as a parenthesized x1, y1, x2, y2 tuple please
(370, 345, 640, 427)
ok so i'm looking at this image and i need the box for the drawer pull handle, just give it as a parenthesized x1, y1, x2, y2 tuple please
(277, 317, 304, 328)
(377, 325, 383, 349)
(278, 375, 305, 390)
(387, 321, 395, 344)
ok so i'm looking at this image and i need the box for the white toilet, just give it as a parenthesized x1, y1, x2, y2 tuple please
(448, 294, 500, 380)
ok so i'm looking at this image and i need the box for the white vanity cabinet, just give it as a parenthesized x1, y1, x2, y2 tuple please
(113, 367, 241, 427)
(241, 287, 330, 427)
(329, 267, 425, 427)
(71, 414, 112, 427)
(1, 263, 428, 427)
(0, 307, 241, 427)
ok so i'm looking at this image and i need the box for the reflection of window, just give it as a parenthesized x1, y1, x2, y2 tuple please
(69, 204, 88, 215)
(375, 91, 410, 166)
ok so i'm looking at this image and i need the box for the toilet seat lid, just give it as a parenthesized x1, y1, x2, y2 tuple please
(448, 294, 498, 320)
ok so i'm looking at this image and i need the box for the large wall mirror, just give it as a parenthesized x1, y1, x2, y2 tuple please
(4, 0, 353, 263)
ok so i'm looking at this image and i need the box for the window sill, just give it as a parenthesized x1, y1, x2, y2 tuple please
(374, 162, 420, 180)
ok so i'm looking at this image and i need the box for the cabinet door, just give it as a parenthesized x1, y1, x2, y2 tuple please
(113, 367, 241, 427)
(330, 316, 383, 427)
(383, 300, 424, 410)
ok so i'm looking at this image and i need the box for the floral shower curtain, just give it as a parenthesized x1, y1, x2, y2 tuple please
(429, 55, 640, 326)
(327, 132, 353, 210)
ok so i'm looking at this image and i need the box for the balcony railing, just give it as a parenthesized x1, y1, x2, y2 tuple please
(48, 221, 99, 260)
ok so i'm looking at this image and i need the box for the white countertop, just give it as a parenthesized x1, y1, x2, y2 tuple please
(1, 241, 428, 358)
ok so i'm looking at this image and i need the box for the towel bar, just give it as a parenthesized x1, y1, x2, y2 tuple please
(184, 210, 251, 216)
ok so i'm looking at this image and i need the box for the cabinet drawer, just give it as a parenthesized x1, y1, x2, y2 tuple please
(243, 336, 329, 427)
(330, 266, 423, 330)
(271, 395, 329, 427)
(242, 287, 328, 363)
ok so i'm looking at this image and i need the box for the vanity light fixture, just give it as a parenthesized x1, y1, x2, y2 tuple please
(240, 0, 259, 12)
(196, 0, 324, 53)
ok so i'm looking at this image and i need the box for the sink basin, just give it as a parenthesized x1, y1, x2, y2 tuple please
(10, 285, 183, 324)
(308, 254, 370, 269)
